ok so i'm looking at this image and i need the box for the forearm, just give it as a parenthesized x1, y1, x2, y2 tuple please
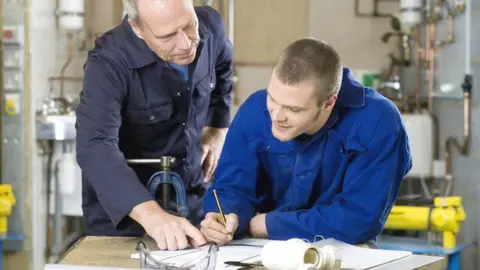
(265, 205, 382, 244)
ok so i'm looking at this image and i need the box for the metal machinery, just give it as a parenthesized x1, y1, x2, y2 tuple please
(362, 0, 474, 269)
(127, 157, 190, 219)
(0, 0, 29, 268)
(385, 196, 466, 249)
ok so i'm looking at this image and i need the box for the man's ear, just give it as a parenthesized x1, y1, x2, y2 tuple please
(128, 19, 144, 40)
(323, 94, 337, 111)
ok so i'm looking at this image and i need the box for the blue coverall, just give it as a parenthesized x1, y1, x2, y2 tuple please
(75, 6, 233, 236)
(203, 68, 412, 245)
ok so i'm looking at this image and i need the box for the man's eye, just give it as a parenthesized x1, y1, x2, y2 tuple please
(289, 108, 301, 113)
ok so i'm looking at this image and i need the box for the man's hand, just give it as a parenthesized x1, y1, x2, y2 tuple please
(130, 201, 206, 250)
(200, 127, 228, 183)
(200, 212, 238, 245)
(249, 213, 268, 239)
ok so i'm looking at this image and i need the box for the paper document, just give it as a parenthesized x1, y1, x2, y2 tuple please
(131, 244, 262, 269)
(313, 238, 412, 270)
(130, 238, 412, 270)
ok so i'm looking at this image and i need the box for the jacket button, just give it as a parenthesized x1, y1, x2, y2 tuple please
(177, 92, 181, 96)
(149, 116, 155, 120)
(209, 83, 214, 88)
(182, 122, 186, 126)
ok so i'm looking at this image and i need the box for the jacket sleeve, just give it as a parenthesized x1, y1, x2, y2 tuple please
(75, 56, 153, 230)
(205, 7, 233, 128)
(202, 104, 261, 236)
(265, 126, 412, 244)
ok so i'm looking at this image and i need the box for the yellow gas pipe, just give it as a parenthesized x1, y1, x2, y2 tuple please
(384, 197, 466, 249)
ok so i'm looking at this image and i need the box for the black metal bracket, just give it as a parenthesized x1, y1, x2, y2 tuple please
(355, 0, 398, 18)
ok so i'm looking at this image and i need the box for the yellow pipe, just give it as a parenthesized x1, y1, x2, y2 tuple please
(385, 197, 466, 249)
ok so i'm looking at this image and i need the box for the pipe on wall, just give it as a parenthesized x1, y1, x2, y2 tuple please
(443, 0, 472, 196)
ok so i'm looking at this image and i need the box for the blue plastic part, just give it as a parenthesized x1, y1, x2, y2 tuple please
(146, 171, 189, 218)
(377, 236, 470, 270)
(0, 232, 24, 270)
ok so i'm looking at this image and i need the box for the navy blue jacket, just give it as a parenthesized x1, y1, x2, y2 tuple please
(76, 6, 233, 236)
(203, 68, 412, 244)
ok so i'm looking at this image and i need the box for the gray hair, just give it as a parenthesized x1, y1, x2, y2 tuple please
(123, 0, 139, 22)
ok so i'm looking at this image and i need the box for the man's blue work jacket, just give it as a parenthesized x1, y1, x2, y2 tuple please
(75, 6, 233, 236)
(203, 68, 412, 245)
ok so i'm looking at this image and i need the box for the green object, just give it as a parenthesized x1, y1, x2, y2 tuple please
(354, 70, 381, 89)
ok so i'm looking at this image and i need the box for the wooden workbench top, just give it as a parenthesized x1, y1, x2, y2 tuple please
(59, 236, 447, 269)
(59, 236, 156, 268)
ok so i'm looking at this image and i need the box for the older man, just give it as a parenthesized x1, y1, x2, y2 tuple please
(200, 37, 412, 246)
(76, 0, 232, 250)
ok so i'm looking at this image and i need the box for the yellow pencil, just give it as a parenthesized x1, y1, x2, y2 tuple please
(213, 189, 231, 237)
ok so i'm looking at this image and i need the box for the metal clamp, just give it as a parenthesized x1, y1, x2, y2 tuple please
(127, 157, 189, 218)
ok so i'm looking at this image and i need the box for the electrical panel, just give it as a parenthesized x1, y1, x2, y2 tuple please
(1, 0, 26, 252)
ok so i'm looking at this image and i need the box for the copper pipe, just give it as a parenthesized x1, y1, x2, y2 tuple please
(425, 24, 433, 113)
(413, 26, 421, 112)
(444, 92, 471, 196)
(436, 15, 455, 48)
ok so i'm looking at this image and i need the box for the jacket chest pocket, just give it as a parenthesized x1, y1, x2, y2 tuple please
(193, 72, 216, 130)
(323, 130, 366, 181)
(259, 138, 295, 178)
(125, 103, 174, 141)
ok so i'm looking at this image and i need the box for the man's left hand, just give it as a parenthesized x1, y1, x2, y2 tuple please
(249, 213, 268, 239)
(200, 127, 227, 183)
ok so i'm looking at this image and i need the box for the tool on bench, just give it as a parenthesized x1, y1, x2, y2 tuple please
(127, 156, 189, 218)
(136, 240, 219, 269)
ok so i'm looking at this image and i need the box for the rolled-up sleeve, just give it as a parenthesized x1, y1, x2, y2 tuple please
(205, 8, 233, 128)
(75, 55, 153, 229)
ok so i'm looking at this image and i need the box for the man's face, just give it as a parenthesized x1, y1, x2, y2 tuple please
(266, 71, 337, 142)
(129, 0, 200, 65)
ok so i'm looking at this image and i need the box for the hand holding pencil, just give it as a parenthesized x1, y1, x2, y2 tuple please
(200, 189, 239, 246)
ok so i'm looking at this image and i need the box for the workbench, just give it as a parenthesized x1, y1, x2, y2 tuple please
(57, 236, 446, 269)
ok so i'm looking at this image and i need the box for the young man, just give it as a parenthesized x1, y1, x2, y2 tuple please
(200, 37, 412, 245)
(76, 0, 232, 250)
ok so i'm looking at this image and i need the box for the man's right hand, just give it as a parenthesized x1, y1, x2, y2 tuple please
(130, 200, 206, 250)
(200, 212, 238, 245)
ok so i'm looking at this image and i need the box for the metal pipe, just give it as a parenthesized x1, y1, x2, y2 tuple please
(23, 0, 34, 264)
(443, 0, 472, 196)
(0, 0, 3, 185)
(58, 34, 75, 98)
(228, 0, 234, 46)
(48, 76, 83, 83)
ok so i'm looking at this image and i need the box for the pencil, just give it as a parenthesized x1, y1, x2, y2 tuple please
(213, 189, 231, 237)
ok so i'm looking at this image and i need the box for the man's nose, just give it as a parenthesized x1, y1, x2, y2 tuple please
(176, 30, 191, 50)
(271, 106, 287, 122)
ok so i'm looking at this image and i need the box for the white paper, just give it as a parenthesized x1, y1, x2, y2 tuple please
(131, 245, 262, 270)
(130, 238, 412, 270)
(313, 238, 412, 270)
